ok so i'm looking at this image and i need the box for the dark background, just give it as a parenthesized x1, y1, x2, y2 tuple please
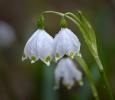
(0, 0, 115, 100)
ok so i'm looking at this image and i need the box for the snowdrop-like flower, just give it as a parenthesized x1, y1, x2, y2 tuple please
(53, 28, 81, 62)
(54, 58, 83, 90)
(22, 29, 54, 66)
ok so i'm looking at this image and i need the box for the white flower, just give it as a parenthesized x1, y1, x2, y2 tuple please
(54, 58, 83, 90)
(53, 28, 81, 62)
(22, 29, 54, 66)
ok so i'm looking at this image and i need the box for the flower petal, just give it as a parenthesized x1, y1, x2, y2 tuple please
(64, 28, 81, 57)
(37, 30, 54, 66)
(54, 58, 83, 89)
(53, 29, 69, 60)
(24, 30, 40, 61)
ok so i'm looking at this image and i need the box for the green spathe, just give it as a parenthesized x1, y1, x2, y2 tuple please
(38, 14, 44, 29)
(60, 16, 68, 28)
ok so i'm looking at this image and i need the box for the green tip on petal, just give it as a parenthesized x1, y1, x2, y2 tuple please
(22, 53, 26, 61)
(55, 53, 60, 62)
(69, 52, 74, 59)
(66, 83, 71, 89)
(78, 79, 84, 86)
(56, 53, 60, 58)
(45, 56, 50, 62)
(77, 51, 82, 57)
(22, 53, 26, 58)
(31, 56, 36, 63)
(45, 56, 51, 66)
(54, 83, 59, 90)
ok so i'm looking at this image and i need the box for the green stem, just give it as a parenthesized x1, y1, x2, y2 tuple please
(43, 11, 64, 16)
(94, 56, 114, 100)
(76, 56, 100, 100)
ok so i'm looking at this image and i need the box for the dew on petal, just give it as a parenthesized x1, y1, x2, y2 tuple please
(31, 50, 34, 53)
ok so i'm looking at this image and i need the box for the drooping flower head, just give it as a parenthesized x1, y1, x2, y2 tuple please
(53, 16, 81, 62)
(22, 15, 54, 66)
(54, 58, 83, 90)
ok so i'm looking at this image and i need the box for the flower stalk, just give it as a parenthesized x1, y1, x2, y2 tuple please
(75, 56, 100, 100)
(77, 11, 114, 100)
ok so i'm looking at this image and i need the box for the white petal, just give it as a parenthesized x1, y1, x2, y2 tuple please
(45, 61, 50, 66)
(37, 30, 54, 65)
(66, 58, 82, 81)
(54, 58, 83, 89)
(23, 29, 40, 62)
(22, 57, 27, 62)
(25, 36, 38, 59)
(66, 59, 83, 85)
(31, 60, 35, 64)
(62, 59, 75, 87)
(54, 59, 66, 87)
(77, 51, 82, 57)
(26, 29, 40, 44)
(53, 29, 67, 60)
(62, 73, 74, 89)
(79, 81, 84, 86)
(54, 57, 60, 63)
(65, 28, 81, 57)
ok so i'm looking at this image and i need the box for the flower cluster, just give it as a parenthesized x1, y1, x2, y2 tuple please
(22, 16, 81, 65)
(22, 15, 83, 89)
(54, 58, 83, 89)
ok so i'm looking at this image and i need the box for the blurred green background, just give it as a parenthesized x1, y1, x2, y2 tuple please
(0, 0, 115, 100)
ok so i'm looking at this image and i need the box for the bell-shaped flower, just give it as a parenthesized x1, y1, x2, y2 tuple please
(54, 58, 83, 90)
(53, 28, 81, 62)
(22, 29, 54, 66)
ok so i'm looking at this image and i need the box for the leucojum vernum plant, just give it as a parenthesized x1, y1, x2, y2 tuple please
(22, 11, 114, 100)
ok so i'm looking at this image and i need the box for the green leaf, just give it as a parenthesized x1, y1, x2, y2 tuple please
(78, 11, 97, 51)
